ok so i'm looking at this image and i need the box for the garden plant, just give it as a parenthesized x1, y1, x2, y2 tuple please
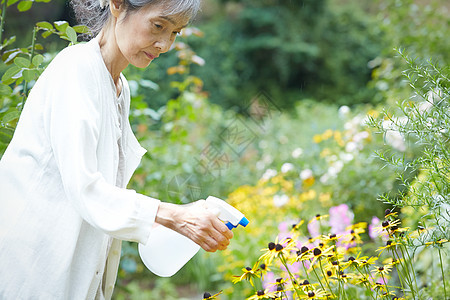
(0, 0, 449, 299)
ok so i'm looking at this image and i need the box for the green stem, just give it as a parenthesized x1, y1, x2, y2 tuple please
(310, 262, 326, 293)
(399, 245, 418, 297)
(318, 258, 335, 298)
(394, 248, 414, 294)
(355, 265, 376, 300)
(380, 273, 391, 296)
(438, 247, 447, 299)
(389, 249, 406, 297)
(301, 261, 311, 283)
(280, 255, 302, 299)
(0, 0, 6, 47)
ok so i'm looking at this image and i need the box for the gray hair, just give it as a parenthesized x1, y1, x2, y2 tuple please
(71, 0, 201, 38)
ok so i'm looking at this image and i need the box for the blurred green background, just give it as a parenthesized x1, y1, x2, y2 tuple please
(1, 0, 449, 298)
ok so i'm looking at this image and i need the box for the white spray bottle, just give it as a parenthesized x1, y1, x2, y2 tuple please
(138, 196, 249, 277)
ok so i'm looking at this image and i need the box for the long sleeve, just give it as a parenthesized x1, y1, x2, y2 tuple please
(43, 45, 159, 244)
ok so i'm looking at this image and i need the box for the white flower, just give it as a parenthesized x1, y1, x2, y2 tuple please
(300, 169, 313, 180)
(320, 173, 330, 184)
(338, 105, 350, 117)
(353, 131, 369, 143)
(281, 163, 295, 173)
(340, 153, 354, 162)
(263, 154, 273, 164)
(345, 141, 358, 153)
(256, 161, 265, 170)
(273, 194, 289, 207)
(191, 55, 205, 66)
(291, 147, 303, 158)
(262, 168, 277, 180)
(385, 130, 406, 152)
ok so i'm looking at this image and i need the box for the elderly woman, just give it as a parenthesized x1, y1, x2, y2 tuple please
(0, 0, 233, 298)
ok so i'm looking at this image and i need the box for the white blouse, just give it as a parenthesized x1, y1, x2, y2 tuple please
(0, 38, 161, 299)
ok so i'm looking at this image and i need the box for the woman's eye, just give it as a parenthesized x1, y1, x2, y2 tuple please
(172, 31, 181, 36)
(154, 23, 163, 30)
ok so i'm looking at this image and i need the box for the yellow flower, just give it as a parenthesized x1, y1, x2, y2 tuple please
(232, 265, 260, 287)
(297, 288, 328, 299)
(376, 240, 398, 255)
(313, 134, 322, 143)
(246, 289, 278, 300)
(259, 237, 297, 266)
(308, 214, 329, 224)
(371, 264, 393, 277)
(308, 246, 335, 269)
(202, 291, 223, 299)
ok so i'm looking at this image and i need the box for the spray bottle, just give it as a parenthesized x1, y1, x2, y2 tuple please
(138, 196, 249, 277)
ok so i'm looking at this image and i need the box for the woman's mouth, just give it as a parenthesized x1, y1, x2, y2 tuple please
(145, 52, 157, 60)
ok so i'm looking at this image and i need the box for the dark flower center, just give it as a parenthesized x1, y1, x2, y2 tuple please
(330, 233, 336, 238)
(257, 290, 264, 296)
(275, 244, 284, 251)
(308, 291, 315, 297)
(268, 242, 276, 250)
(387, 240, 392, 246)
(302, 279, 310, 285)
(313, 248, 322, 256)
(203, 292, 211, 298)
(316, 214, 321, 218)
(348, 256, 355, 261)
(327, 270, 332, 276)
(385, 209, 391, 216)
(245, 267, 252, 271)
(260, 264, 266, 270)
(382, 220, 389, 227)
(301, 246, 309, 253)
(379, 267, 384, 271)
(332, 261, 339, 266)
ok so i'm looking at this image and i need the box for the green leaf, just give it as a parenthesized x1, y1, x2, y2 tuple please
(32, 54, 44, 67)
(73, 25, 90, 34)
(0, 127, 14, 144)
(2, 110, 20, 123)
(0, 83, 13, 95)
(34, 43, 44, 50)
(17, 0, 33, 12)
(53, 21, 69, 33)
(66, 26, 77, 44)
(2, 65, 20, 82)
(41, 30, 53, 38)
(36, 21, 53, 31)
(2, 48, 21, 64)
(1, 36, 16, 49)
(7, 0, 20, 6)
(22, 69, 35, 82)
(14, 56, 30, 68)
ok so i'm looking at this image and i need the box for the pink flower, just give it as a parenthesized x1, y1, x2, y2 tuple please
(262, 271, 277, 292)
(329, 204, 354, 235)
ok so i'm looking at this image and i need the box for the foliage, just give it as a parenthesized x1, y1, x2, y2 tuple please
(210, 52, 450, 299)
(0, 0, 87, 154)
(189, 0, 385, 109)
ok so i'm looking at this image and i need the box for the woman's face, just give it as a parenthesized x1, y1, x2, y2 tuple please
(113, 2, 189, 68)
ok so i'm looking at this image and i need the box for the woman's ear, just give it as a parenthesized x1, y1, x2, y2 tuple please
(109, 0, 124, 17)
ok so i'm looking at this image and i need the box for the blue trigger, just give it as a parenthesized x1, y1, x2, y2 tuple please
(225, 222, 235, 230)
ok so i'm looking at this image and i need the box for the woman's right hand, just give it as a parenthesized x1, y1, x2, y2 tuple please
(155, 200, 233, 252)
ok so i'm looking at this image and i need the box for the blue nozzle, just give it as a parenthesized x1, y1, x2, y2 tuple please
(239, 217, 249, 227)
(225, 217, 249, 230)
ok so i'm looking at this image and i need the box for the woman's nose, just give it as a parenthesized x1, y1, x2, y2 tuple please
(154, 37, 173, 54)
